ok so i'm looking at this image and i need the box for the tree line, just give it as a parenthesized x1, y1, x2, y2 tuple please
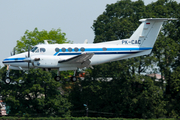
(1, 0, 180, 118)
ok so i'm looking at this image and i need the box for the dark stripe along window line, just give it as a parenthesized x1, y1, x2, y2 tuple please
(57, 51, 140, 56)
(4, 58, 26, 61)
(57, 47, 152, 56)
(54, 47, 152, 56)
(55, 47, 83, 52)
(57, 47, 151, 52)
(3, 57, 26, 63)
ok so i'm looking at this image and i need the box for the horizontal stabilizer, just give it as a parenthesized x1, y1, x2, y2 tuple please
(139, 18, 177, 22)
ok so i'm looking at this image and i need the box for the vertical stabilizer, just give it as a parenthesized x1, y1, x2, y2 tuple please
(130, 18, 177, 48)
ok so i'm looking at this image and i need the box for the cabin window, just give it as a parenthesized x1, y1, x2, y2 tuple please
(61, 47, 66, 52)
(68, 47, 72, 52)
(102, 47, 107, 51)
(35, 49, 39, 53)
(31, 47, 38, 52)
(40, 48, 46, 52)
(80, 47, 85, 52)
(74, 47, 79, 52)
(55, 48, 59, 52)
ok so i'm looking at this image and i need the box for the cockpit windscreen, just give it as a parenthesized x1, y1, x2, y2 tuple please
(31, 47, 38, 52)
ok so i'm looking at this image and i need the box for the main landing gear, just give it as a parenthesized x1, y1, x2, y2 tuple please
(5, 68, 11, 84)
(54, 70, 77, 82)
(71, 71, 77, 82)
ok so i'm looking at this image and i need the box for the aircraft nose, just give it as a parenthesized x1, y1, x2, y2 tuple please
(2, 57, 11, 65)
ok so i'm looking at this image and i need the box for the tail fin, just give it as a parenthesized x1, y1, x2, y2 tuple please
(130, 18, 177, 48)
(96, 18, 177, 47)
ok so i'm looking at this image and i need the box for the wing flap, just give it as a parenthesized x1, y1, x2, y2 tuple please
(58, 53, 94, 64)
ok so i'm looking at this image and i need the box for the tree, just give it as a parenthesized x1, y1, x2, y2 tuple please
(86, 0, 180, 118)
(0, 68, 71, 117)
(70, 73, 166, 118)
(15, 27, 73, 80)
(15, 27, 70, 53)
(0, 28, 72, 117)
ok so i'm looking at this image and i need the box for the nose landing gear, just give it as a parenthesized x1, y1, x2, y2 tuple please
(5, 68, 11, 84)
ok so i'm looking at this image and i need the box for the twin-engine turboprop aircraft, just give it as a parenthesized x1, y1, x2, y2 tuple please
(2, 18, 177, 83)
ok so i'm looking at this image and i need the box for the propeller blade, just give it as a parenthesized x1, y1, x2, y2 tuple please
(6, 65, 9, 70)
(10, 47, 15, 56)
(28, 46, 30, 70)
(28, 46, 30, 57)
(13, 47, 15, 55)
(23, 58, 31, 62)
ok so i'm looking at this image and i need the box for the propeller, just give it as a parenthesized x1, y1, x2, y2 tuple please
(23, 46, 31, 69)
(6, 65, 9, 70)
(13, 47, 15, 55)
(28, 46, 30, 69)
(10, 47, 16, 56)
(23, 46, 40, 69)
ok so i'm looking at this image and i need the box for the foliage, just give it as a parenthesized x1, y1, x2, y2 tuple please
(1, 0, 180, 119)
(0, 27, 73, 117)
(15, 27, 70, 53)
(70, 73, 167, 118)
(70, 0, 180, 118)
(0, 116, 177, 120)
(0, 68, 71, 117)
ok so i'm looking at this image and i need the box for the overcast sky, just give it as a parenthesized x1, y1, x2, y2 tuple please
(0, 0, 179, 67)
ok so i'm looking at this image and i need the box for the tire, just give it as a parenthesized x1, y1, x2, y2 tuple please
(5, 77, 11, 84)
(71, 76, 77, 82)
(54, 76, 61, 81)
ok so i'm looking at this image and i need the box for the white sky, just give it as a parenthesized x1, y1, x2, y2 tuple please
(0, 0, 179, 67)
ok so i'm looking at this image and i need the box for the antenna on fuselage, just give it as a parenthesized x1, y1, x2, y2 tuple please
(44, 40, 49, 44)
(10, 47, 16, 56)
(84, 39, 88, 44)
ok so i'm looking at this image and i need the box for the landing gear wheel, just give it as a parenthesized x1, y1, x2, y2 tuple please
(54, 76, 61, 81)
(71, 76, 77, 82)
(5, 77, 11, 84)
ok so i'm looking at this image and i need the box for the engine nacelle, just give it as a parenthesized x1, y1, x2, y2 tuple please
(31, 55, 60, 68)
(31, 55, 72, 68)
(9, 66, 28, 70)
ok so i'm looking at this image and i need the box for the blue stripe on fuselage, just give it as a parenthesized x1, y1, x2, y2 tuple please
(3, 58, 26, 64)
(56, 47, 152, 56)
(3, 47, 152, 63)
(4, 58, 26, 61)
(3, 61, 25, 63)
(57, 51, 139, 56)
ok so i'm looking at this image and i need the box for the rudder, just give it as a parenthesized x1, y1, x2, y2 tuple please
(130, 18, 177, 48)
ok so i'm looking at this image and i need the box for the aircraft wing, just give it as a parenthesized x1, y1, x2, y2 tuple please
(58, 53, 94, 64)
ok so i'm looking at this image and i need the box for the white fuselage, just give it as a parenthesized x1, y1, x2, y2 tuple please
(2, 42, 152, 71)
(3, 18, 173, 71)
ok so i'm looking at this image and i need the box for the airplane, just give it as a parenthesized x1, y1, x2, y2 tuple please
(2, 18, 177, 84)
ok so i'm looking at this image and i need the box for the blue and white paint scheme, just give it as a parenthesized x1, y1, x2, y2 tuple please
(2, 18, 177, 82)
